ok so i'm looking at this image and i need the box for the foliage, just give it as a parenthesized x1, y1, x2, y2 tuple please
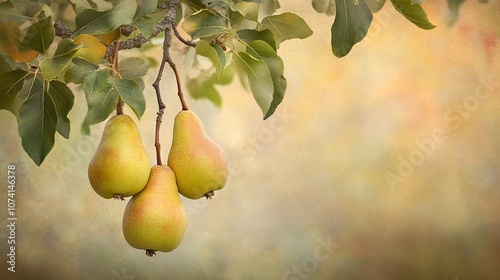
(0, 0, 488, 165)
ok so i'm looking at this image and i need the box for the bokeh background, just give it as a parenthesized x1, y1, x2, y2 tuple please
(1, 1, 499, 279)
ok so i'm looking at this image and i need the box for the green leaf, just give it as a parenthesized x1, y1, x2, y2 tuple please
(18, 77, 58, 166)
(366, 0, 387, 12)
(20, 16, 55, 54)
(234, 1, 260, 22)
(245, 40, 286, 119)
(0, 53, 11, 75)
(119, 57, 149, 80)
(187, 75, 223, 107)
(182, 9, 227, 40)
(130, 0, 158, 38)
(237, 29, 277, 51)
(64, 58, 99, 84)
(0, 70, 29, 115)
(82, 70, 118, 134)
(228, 9, 245, 30)
(134, 0, 158, 18)
(195, 40, 226, 77)
(312, 0, 330, 13)
(261, 13, 313, 46)
(182, 0, 206, 12)
(114, 79, 145, 119)
(390, 0, 436, 29)
(41, 38, 82, 80)
(0, 2, 46, 25)
(233, 51, 274, 118)
(47, 80, 75, 139)
(131, 16, 154, 38)
(445, 0, 465, 27)
(331, 0, 373, 58)
(73, 0, 137, 37)
(0, 22, 38, 62)
(258, 0, 278, 22)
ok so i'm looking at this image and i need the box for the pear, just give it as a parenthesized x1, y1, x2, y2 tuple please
(122, 165, 188, 256)
(88, 114, 151, 200)
(167, 110, 229, 199)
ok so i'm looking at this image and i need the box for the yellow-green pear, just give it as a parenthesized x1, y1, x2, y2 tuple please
(167, 110, 229, 199)
(122, 165, 188, 256)
(88, 114, 151, 200)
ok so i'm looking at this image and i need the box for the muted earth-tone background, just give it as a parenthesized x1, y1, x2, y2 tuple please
(1, 1, 500, 279)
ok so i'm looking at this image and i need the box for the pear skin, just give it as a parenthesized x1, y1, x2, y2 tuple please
(167, 110, 229, 199)
(122, 165, 188, 255)
(88, 114, 151, 199)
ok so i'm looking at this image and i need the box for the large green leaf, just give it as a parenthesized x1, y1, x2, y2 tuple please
(195, 40, 226, 78)
(331, 0, 373, 58)
(73, 0, 137, 37)
(390, 0, 435, 29)
(0, 70, 28, 115)
(18, 77, 58, 166)
(258, 0, 279, 22)
(47, 80, 75, 139)
(134, 0, 158, 18)
(114, 79, 145, 120)
(82, 70, 119, 134)
(237, 29, 277, 51)
(118, 57, 149, 80)
(182, 9, 227, 39)
(64, 58, 99, 84)
(41, 38, 82, 80)
(233, 51, 274, 118)
(246, 40, 286, 119)
(234, 1, 260, 22)
(131, 16, 154, 38)
(130, 0, 158, 38)
(20, 16, 55, 54)
(261, 13, 313, 46)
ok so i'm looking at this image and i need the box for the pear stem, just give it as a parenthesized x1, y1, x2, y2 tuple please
(151, 0, 185, 165)
(109, 40, 124, 115)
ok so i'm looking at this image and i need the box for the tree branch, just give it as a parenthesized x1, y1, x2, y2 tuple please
(54, 20, 72, 38)
(151, 0, 184, 167)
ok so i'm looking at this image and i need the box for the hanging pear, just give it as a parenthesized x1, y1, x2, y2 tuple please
(167, 110, 229, 199)
(88, 114, 151, 200)
(122, 165, 188, 256)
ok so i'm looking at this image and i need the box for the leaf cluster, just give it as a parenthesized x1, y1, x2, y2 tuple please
(0, 0, 154, 165)
(0, 0, 490, 166)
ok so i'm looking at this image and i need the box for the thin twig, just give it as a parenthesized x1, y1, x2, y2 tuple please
(173, 25, 196, 47)
(164, 30, 189, 111)
(150, 0, 189, 166)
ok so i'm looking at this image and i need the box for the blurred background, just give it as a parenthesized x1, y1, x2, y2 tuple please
(1, 1, 499, 279)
